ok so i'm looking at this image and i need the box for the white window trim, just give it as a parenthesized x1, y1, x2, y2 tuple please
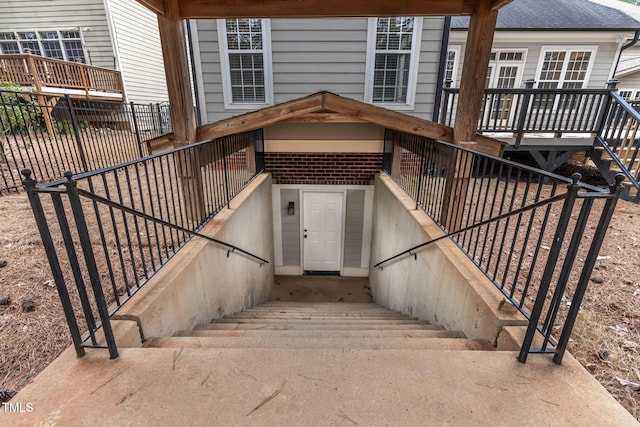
(486, 48, 528, 88)
(0, 29, 88, 63)
(619, 88, 640, 101)
(534, 46, 598, 89)
(445, 45, 461, 87)
(364, 17, 423, 110)
(217, 18, 273, 110)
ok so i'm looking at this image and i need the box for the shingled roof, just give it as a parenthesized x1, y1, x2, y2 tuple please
(451, 0, 640, 31)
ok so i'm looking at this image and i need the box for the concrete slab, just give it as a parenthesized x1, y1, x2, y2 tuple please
(3, 347, 636, 426)
(269, 276, 373, 302)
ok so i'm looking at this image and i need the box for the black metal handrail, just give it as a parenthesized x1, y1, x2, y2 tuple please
(77, 188, 269, 265)
(373, 191, 567, 269)
(22, 128, 266, 358)
(382, 128, 624, 364)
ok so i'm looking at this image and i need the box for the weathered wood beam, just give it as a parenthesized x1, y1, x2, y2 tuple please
(158, 0, 196, 143)
(442, 0, 498, 231)
(196, 93, 324, 141)
(322, 93, 453, 142)
(178, 0, 473, 18)
(136, 0, 165, 15)
(146, 133, 175, 154)
(490, 0, 513, 11)
(283, 113, 367, 123)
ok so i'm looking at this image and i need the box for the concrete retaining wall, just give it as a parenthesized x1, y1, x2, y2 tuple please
(369, 174, 527, 345)
(115, 174, 275, 342)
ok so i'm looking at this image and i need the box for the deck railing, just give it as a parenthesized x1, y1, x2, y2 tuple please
(0, 53, 124, 99)
(378, 129, 624, 363)
(21, 129, 266, 358)
(440, 80, 615, 147)
(0, 89, 171, 193)
(593, 90, 640, 195)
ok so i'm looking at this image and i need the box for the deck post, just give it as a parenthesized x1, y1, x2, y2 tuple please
(157, 0, 204, 222)
(25, 50, 56, 137)
(441, 0, 498, 231)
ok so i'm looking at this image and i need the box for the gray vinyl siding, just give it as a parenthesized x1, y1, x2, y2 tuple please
(195, 17, 444, 123)
(618, 73, 640, 91)
(414, 18, 446, 119)
(451, 37, 620, 89)
(344, 190, 365, 268)
(0, 0, 114, 69)
(107, 0, 168, 103)
(280, 189, 300, 266)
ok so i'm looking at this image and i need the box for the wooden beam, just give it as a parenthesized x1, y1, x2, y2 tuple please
(442, 0, 498, 231)
(196, 93, 325, 141)
(146, 133, 175, 154)
(136, 0, 165, 15)
(158, 0, 196, 143)
(283, 113, 367, 123)
(322, 93, 453, 143)
(454, 0, 497, 144)
(490, 0, 513, 10)
(178, 0, 473, 18)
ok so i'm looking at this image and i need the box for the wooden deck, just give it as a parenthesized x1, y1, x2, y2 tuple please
(0, 53, 124, 101)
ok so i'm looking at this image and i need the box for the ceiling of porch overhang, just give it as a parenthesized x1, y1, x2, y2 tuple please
(136, 0, 514, 18)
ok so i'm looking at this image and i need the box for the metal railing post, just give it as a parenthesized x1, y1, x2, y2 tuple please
(552, 174, 626, 364)
(21, 169, 86, 358)
(514, 79, 536, 148)
(518, 173, 582, 363)
(65, 94, 89, 171)
(156, 103, 163, 134)
(129, 102, 144, 157)
(63, 171, 118, 359)
(221, 138, 232, 208)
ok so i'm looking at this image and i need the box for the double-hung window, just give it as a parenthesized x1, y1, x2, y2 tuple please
(218, 18, 272, 108)
(444, 47, 460, 86)
(536, 47, 596, 89)
(0, 30, 87, 63)
(365, 17, 423, 109)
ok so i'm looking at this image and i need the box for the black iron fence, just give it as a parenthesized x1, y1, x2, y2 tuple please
(440, 80, 615, 147)
(0, 89, 171, 193)
(22, 129, 266, 358)
(377, 130, 624, 363)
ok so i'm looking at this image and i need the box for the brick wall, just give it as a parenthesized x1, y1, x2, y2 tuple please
(265, 153, 383, 185)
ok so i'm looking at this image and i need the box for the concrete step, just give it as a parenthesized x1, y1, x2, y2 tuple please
(193, 323, 444, 331)
(174, 329, 463, 339)
(213, 318, 429, 325)
(258, 302, 381, 309)
(226, 314, 414, 321)
(242, 308, 405, 315)
(145, 336, 493, 351)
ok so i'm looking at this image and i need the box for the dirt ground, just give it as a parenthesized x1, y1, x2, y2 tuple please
(1, 164, 640, 419)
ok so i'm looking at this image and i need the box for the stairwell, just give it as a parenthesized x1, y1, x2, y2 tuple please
(145, 302, 494, 351)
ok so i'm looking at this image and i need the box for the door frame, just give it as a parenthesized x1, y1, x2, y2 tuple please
(272, 184, 374, 277)
(300, 189, 348, 274)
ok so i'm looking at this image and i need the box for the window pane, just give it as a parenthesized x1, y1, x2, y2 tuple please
(229, 53, 265, 102)
(42, 40, 64, 59)
(0, 41, 20, 54)
(226, 18, 262, 51)
(63, 40, 85, 62)
(373, 53, 410, 102)
(39, 31, 59, 40)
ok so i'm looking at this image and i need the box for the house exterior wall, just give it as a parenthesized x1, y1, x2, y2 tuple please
(617, 72, 640, 94)
(106, 0, 169, 103)
(192, 17, 445, 124)
(0, 0, 114, 69)
(449, 31, 624, 89)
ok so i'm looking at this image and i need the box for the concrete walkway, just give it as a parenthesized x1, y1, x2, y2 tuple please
(2, 346, 637, 426)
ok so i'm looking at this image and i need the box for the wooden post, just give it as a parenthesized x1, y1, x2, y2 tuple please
(440, 0, 498, 231)
(25, 51, 56, 137)
(157, 0, 204, 222)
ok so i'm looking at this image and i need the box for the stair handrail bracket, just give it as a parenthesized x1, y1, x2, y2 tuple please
(21, 128, 267, 358)
(380, 129, 625, 363)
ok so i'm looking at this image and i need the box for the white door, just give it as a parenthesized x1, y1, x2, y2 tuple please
(303, 192, 343, 272)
